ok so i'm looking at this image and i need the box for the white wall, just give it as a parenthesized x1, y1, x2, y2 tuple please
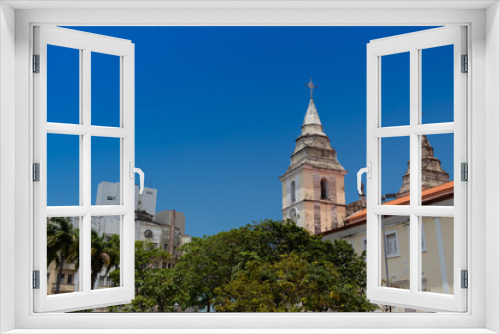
(486, 2, 500, 332)
(0, 2, 16, 333)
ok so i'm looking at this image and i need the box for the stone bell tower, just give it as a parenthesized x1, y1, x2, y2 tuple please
(397, 135, 450, 197)
(279, 79, 347, 235)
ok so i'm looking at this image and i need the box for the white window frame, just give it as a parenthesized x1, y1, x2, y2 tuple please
(32, 25, 136, 313)
(1, 2, 498, 333)
(407, 224, 427, 252)
(366, 26, 467, 312)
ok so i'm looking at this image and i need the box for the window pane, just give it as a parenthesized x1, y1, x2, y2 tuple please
(47, 134, 80, 206)
(91, 215, 121, 290)
(381, 52, 410, 127)
(91, 52, 120, 127)
(47, 45, 80, 124)
(381, 136, 410, 204)
(421, 134, 453, 206)
(380, 215, 410, 290)
(47, 216, 80, 295)
(92, 137, 121, 205)
(421, 45, 454, 124)
(421, 216, 454, 295)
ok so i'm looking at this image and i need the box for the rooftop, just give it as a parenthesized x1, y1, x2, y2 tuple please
(322, 180, 454, 236)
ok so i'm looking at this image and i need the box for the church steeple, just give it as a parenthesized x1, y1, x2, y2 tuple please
(287, 81, 344, 172)
(279, 80, 347, 235)
(397, 135, 450, 197)
(301, 98, 326, 136)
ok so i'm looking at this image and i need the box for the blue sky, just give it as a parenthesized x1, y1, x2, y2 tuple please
(46, 26, 454, 237)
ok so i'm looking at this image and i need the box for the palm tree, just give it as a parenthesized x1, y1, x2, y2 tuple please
(47, 217, 79, 294)
(90, 230, 120, 289)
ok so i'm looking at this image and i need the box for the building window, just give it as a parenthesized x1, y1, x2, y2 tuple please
(107, 196, 115, 201)
(320, 178, 329, 199)
(385, 231, 400, 257)
(163, 244, 168, 250)
(162, 262, 167, 269)
(290, 181, 296, 203)
(289, 208, 298, 222)
(67, 274, 73, 284)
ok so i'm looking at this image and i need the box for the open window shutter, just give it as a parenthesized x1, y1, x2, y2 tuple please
(33, 26, 135, 312)
(366, 26, 467, 312)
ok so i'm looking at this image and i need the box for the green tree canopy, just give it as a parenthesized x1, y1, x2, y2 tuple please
(47, 217, 79, 294)
(109, 240, 172, 312)
(90, 230, 120, 289)
(174, 219, 375, 312)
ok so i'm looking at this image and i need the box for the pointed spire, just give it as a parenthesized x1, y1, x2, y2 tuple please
(301, 79, 325, 136)
(284, 80, 345, 172)
(302, 98, 323, 127)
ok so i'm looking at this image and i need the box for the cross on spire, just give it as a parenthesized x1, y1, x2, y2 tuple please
(305, 78, 317, 99)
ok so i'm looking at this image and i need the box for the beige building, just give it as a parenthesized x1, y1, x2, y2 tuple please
(279, 90, 348, 235)
(322, 182, 455, 297)
(46, 260, 78, 295)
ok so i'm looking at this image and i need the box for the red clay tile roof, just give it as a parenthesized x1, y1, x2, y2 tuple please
(321, 181, 454, 236)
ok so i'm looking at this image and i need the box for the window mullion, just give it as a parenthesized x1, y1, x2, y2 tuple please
(409, 47, 420, 294)
(81, 48, 92, 294)
(82, 48, 91, 209)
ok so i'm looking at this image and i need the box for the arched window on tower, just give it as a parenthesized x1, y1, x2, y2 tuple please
(289, 208, 298, 223)
(291, 181, 296, 203)
(320, 178, 329, 200)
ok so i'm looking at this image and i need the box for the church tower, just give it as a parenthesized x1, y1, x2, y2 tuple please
(397, 135, 450, 197)
(279, 80, 347, 235)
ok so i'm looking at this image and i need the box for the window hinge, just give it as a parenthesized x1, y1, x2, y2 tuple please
(33, 270, 40, 289)
(33, 163, 40, 182)
(461, 54, 468, 73)
(461, 270, 468, 289)
(33, 54, 40, 73)
(461, 162, 468, 181)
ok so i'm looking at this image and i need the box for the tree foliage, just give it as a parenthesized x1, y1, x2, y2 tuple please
(174, 219, 376, 312)
(90, 230, 120, 289)
(47, 217, 122, 293)
(109, 240, 173, 312)
(47, 217, 80, 294)
(60, 219, 374, 313)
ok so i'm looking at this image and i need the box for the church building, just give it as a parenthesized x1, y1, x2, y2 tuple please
(280, 80, 451, 236)
(279, 80, 347, 235)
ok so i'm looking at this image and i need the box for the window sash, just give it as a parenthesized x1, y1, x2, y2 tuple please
(366, 26, 468, 312)
(33, 26, 136, 313)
